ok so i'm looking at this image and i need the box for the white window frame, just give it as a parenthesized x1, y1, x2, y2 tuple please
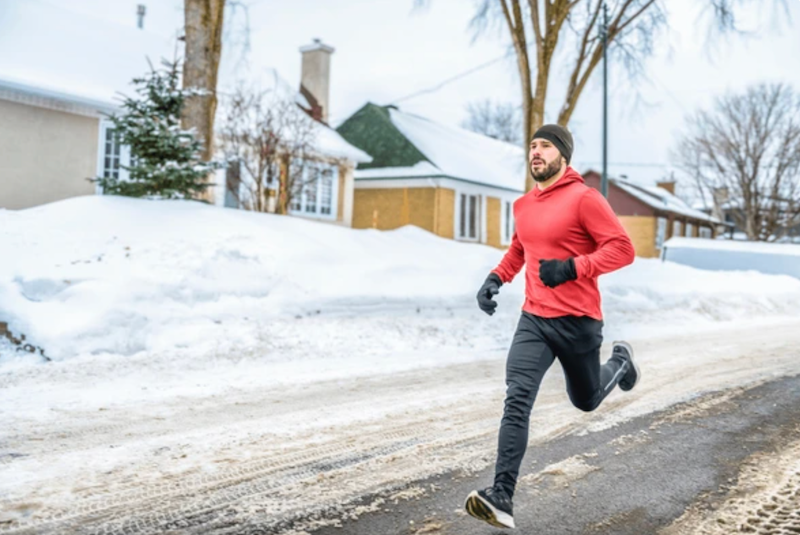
(456, 192, 482, 242)
(501, 200, 515, 245)
(95, 119, 131, 194)
(686, 222, 694, 237)
(656, 217, 667, 249)
(699, 226, 712, 239)
(672, 219, 682, 239)
(289, 160, 338, 220)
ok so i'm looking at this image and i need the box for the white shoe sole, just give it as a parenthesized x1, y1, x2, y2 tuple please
(464, 490, 515, 529)
(613, 340, 640, 391)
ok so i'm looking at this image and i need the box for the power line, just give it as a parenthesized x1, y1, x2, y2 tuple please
(579, 161, 669, 168)
(327, 48, 518, 125)
(388, 49, 518, 105)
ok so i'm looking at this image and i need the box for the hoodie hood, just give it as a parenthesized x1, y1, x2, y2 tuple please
(531, 167, 585, 199)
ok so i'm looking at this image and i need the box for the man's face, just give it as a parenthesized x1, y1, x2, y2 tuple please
(529, 138, 565, 182)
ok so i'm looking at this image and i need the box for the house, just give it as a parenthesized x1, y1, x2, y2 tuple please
(0, 0, 370, 227)
(582, 170, 724, 258)
(221, 44, 372, 227)
(336, 103, 525, 248)
(0, 0, 174, 210)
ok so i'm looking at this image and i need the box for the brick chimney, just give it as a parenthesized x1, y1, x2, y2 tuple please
(299, 39, 334, 123)
(657, 180, 676, 195)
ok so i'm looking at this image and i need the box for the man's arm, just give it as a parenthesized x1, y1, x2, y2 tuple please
(492, 231, 526, 283)
(574, 189, 635, 278)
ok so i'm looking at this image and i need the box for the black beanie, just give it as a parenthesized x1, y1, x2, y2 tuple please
(532, 124, 574, 164)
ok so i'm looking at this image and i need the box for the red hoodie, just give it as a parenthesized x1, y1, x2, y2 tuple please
(492, 167, 634, 320)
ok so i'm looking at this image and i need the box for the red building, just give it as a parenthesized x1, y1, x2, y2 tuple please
(582, 170, 722, 258)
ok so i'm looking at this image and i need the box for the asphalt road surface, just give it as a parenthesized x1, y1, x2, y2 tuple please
(308, 374, 800, 535)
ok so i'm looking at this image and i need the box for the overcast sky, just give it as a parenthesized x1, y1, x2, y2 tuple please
(43, 0, 800, 190)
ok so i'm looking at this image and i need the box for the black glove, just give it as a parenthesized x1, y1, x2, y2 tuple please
(538, 258, 577, 288)
(476, 273, 503, 315)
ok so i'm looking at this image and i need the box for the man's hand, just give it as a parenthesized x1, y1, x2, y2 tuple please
(538, 258, 577, 288)
(476, 273, 503, 315)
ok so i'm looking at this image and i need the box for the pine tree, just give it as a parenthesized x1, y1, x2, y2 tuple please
(95, 59, 219, 199)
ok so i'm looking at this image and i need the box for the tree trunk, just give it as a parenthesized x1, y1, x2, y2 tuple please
(183, 0, 226, 203)
(276, 156, 290, 215)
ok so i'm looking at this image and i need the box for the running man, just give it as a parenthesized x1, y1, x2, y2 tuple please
(465, 124, 640, 529)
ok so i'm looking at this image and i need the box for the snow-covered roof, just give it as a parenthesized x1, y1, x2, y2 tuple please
(0, 2, 370, 164)
(354, 107, 526, 192)
(0, 0, 175, 110)
(613, 178, 721, 223)
(314, 124, 372, 163)
(354, 161, 442, 179)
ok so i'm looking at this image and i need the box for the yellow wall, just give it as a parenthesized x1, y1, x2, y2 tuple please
(486, 196, 502, 248)
(353, 186, 459, 239)
(353, 187, 436, 232)
(434, 187, 455, 239)
(619, 215, 658, 258)
(0, 99, 98, 210)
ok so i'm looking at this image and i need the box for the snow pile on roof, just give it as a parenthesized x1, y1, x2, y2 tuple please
(614, 178, 719, 223)
(0, 0, 175, 107)
(380, 107, 527, 191)
(355, 161, 441, 179)
(2, 196, 800, 366)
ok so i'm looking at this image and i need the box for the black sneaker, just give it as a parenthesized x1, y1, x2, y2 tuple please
(613, 341, 640, 391)
(464, 486, 515, 529)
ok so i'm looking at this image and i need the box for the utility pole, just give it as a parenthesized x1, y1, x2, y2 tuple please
(601, 1, 609, 198)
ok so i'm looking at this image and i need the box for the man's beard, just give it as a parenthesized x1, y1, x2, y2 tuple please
(531, 157, 562, 182)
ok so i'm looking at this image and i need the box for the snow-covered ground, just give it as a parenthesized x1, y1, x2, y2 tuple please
(2, 196, 800, 533)
(3, 196, 799, 368)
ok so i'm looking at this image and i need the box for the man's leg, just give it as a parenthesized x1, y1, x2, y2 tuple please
(494, 313, 556, 495)
(547, 316, 627, 412)
(465, 313, 555, 528)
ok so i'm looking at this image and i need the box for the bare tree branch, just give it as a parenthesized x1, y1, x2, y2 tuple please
(456, 0, 790, 192)
(217, 83, 317, 214)
(675, 84, 800, 241)
(462, 99, 524, 145)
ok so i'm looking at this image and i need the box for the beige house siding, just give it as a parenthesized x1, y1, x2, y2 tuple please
(0, 99, 99, 210)
(337, 164, 346, 222)
(620, 215, 658, 258)
(486, 196, 502, 248)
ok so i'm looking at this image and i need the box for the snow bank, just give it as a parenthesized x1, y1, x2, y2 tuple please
(2, 196, 800, 365)
(662, 237, 800, 279)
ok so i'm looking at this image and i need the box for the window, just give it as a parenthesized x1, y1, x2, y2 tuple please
(289, 161, 338, 219)
(699, 227, 712, 239)
(96, 120, 131, 193)
(656, 217, 667, 249)
(224, 160, 241, 209)
(502, 200, 514, 244)
(686, 222, 694, 237)
(102, 127, 122, 179)
(303, 168, 318, 214)
(319, 166, 334, 216)
(458, 193, 481, 240)
(672, 219, 682, 238)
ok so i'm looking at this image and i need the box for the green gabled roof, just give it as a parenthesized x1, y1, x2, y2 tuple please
(336, 102, 431, 170)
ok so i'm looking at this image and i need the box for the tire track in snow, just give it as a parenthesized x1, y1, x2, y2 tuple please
(2, 320, 800, 534)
